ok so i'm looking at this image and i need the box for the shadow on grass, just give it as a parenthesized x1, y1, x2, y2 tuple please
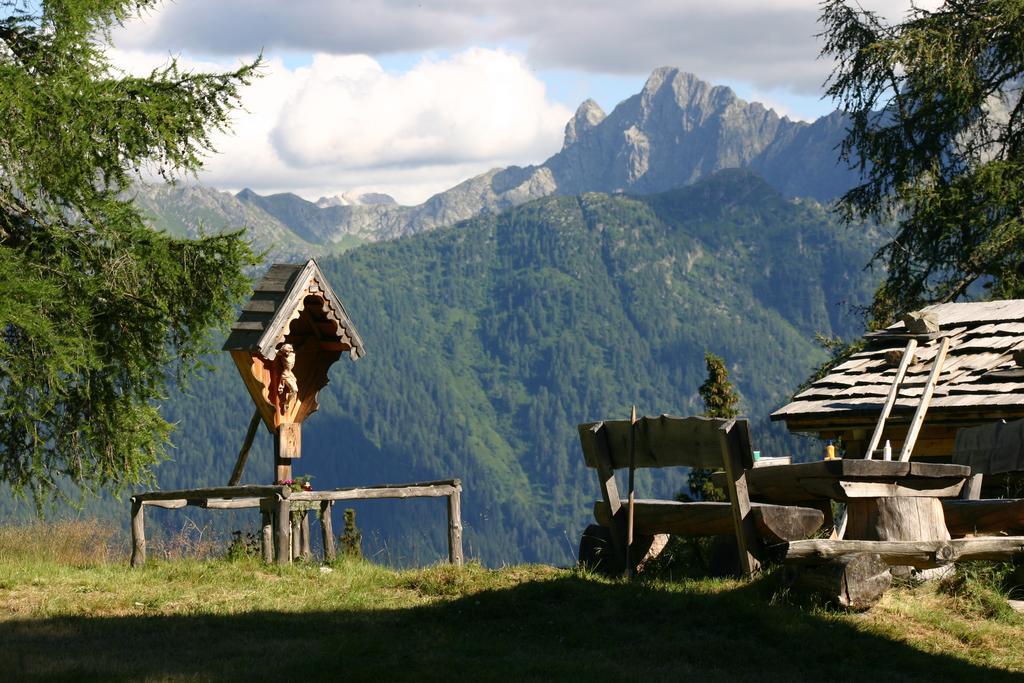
(2, 573, 1015, 681)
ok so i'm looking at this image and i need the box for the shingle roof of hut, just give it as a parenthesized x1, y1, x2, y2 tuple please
(772, 300, 1024, 429)
(223, 259, 364, 361)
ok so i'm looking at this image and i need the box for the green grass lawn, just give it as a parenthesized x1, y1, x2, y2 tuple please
(1, 521, 1022, 681)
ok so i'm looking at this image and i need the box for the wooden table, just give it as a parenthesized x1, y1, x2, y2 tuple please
(730, 460, 970, 545)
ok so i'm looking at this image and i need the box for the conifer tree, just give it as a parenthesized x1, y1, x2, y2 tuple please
(0, 1, 260, 505)
(820, 0, 1024, 324)
(688, 353, 740, 501)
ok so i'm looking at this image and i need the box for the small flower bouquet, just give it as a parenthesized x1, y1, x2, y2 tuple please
(278, 475, 314, 492)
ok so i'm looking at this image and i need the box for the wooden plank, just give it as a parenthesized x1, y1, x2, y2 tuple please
(141, 499, 187, 509)
(198, 498, 263, 509)
(321, 501, 336, 562)
(447, 488, 464, 566)
(130, 498, 146, 569)
(289, 483, 459, 501)
(626, 405, 637, 579)
(134, 485, 289, 502)
(943, 498, 1024, 537)
(899, 336, 951, 462)
(590, 421, 626, 562)
(242, 298, 280, 314)
(720, 419, 760, 577)
(230, 321, 265, 332)
(228, 409, 262, 486)
(275, 423, 302, 460)
(301, 512, 312, 560)
(579, 415, 732, 469)
(775, 537, 1024, 568)
(593, 500, 823, 543)
(866, 339, 918, 459)
(801, 478, 964, 500)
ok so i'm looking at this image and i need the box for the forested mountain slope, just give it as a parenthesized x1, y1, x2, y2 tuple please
(136, 169, 879, 565)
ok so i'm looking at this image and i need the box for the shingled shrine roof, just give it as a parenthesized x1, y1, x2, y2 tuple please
(223, 259, 364, 361)
(772, 300, 1024, 428)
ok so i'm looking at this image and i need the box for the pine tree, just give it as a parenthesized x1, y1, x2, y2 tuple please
(0, 1, 260, 506)
(688, 353, 741, 501)
(820, 0, 1024, 324)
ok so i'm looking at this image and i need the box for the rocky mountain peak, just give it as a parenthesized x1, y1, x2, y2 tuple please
(563, 98, 606, 148)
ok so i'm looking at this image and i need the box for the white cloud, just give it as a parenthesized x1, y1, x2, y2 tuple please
(113, 1, 948, 98)
(108, 48, 570, 204)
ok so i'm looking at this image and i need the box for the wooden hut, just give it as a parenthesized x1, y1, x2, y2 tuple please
(223, 259, 364, 482)
(771, 300, 1024, 461)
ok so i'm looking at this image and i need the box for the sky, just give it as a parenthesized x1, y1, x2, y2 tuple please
(108, 0, 939, 205)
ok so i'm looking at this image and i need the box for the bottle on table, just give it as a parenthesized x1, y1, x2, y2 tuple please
(824, 439, 837, 460)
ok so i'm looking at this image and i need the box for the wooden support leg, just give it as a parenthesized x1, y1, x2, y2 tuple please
(291, 514, 302, 561)
(321, 501, 336, 562)
(275, 498, 291, 565)
(130, 498, 146, 569)
(447, 488, 464, 566)
(847, 497, 952, 578)
(261, 508, 273, 564)
(301, 511, 312, 560)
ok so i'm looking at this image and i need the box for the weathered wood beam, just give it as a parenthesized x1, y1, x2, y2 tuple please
(320, 501, 336, 562)
(288, 481, 460, 502)
(447, 488, 464, 566)
(593, 500, 823, 543)
(141, 499, 188, 509)
(133, 485, 289, 502)
(261, 510, 274, 563)
(898, 336, 951, 462)
(130, 498, 146, 569)
(228, 409, 262, 486)
(774, 537, 1024, 568)
(275, 497, 291, 565)
(865, 339, 918, 459)
(943, 498, 1024, 537)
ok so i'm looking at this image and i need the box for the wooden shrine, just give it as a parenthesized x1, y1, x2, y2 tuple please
(129, 260, 465, 568)
(222, 259, 365, 484)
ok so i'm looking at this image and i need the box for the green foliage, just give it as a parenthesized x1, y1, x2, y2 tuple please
(688, 352, 738, 502)
(820, 0, 1024, 324)
(0, 0, 260, 506)
(225, 530, 260, 561)
(340, 508, 362, 558)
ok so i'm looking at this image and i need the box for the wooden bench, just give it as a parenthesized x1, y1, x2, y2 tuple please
(577, 415, 824, 577)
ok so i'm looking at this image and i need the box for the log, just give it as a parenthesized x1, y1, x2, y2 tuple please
(291, 514, 302, 561)
(133, 485, 289, 502)
(300, 511, 312, 560)
(288, 482, 459, 502)
(775, 537, 1024, 568)
(130, 498, 146, 569)
(141, 499, 188, 509)
(195, 498, 263, 510)
(846, 497, 950, 542)
(261, 510, 273, 563)
(789, 552, 892, 610)
(447, 488, 464, 566)
(275, 498, 291, 565)
(593, 500, 823, 543)
(321, 501, 336, 562)
(943, 498, 1024, 537)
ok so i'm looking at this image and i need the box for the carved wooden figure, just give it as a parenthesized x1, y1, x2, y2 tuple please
(223, 260, 364, 483)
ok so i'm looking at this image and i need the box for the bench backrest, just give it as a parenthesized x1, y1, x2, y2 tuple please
(578, 415, 754, 471)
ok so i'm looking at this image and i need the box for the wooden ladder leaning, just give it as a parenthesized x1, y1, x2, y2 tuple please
(834, 334, 952, 539)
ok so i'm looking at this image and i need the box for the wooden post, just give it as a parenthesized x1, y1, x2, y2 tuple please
(719, 420, 761, 577)
(291, 513, 302, 561)
(590, 423, 627, 565)
(228, 409, 262, 486)
(899, 336, 951, 462)
(275, 497, 291, 565)
(321, 501, 336, 562)
(130, 498, 146, 568)
(301, 511, 312, 560)
(260, 508, 273, 563)
(447, 485, 464, 566)
(960, 472, 984, 500)
(274, 424, 301, 483)
(625, 405, 638, 579)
